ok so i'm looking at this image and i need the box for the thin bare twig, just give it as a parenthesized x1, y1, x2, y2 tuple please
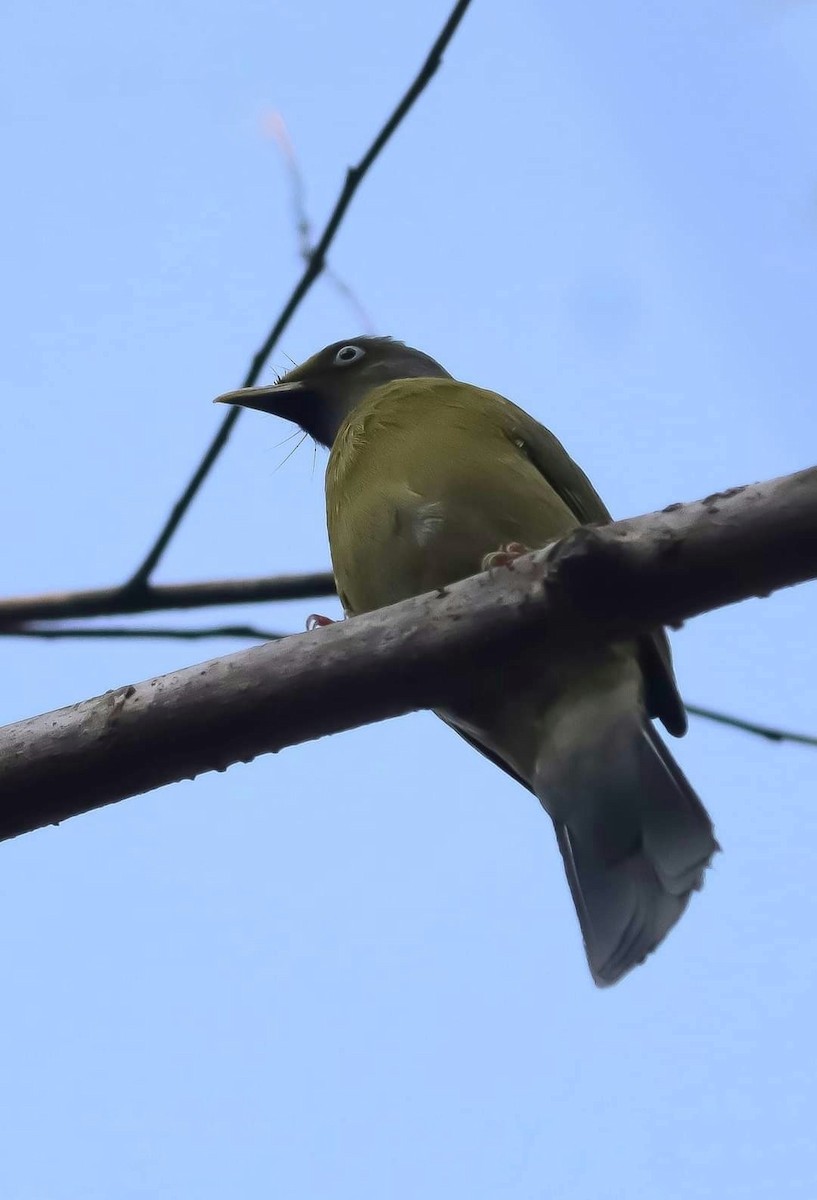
(264, 110, 375, 331)
(7, 624, 284, 642)
(686, 703, 817, 747)
(126, 0, 473, 589)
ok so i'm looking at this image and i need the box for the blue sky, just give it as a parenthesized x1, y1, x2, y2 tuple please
(2, 1, 817, 1196)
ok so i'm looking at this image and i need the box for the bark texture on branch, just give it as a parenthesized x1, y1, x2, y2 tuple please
(1, 465, 815, 844)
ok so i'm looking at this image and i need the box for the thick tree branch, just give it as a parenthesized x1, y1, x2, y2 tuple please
(8, 626, 815, 748)
(547, 471, 817, 626)
(0, 466, 814, 844)
(126, 0, 473, 588)
(7, 624, 817, 748)
(0, 572, 334, 628)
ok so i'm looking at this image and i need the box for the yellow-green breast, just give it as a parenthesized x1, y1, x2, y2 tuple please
(325, 377, 582, 616)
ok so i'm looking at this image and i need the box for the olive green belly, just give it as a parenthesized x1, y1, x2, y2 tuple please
(328, 467, 578, 616)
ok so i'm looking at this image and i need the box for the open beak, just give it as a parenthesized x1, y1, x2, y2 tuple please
(213, 379, 306, 418)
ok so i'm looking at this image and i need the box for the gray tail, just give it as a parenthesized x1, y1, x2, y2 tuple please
(541, 720, 718, 987)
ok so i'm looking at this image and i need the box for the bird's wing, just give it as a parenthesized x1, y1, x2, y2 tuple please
(503, 402, 687, 737)
(502, 402, 612, 526)
(439, 715, 535, 795)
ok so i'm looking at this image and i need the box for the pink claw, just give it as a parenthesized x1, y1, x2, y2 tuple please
(306, 613, 336, 631)
(481, 542, 532, 571)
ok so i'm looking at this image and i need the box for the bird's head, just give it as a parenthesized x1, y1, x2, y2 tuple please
(214, 336, 451, 447)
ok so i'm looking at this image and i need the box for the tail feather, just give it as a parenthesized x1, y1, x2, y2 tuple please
(538, 713, 718, 987)
(555, 822, 694, 986)
(639, 723, 717, 896)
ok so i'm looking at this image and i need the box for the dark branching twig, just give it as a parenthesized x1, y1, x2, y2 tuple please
(126, 0, 473, 590)
(0, 572, 335, 627)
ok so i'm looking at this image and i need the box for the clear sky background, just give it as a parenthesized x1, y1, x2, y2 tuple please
(2, 1, 816, 1196)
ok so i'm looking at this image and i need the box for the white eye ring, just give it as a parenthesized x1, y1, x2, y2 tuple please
(333, 344, 365, 366)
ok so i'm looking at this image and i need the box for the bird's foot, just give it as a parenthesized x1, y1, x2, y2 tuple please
(306, 613, 336, 631)
(481, 541, 532, 571)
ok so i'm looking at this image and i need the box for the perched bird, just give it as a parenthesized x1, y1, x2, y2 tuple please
(216, 337, 717, 986)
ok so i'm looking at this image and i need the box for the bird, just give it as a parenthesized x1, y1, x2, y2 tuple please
(215, 336, 718, 986)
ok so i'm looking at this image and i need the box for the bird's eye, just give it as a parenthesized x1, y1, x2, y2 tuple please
(333, 344, 365, 366)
